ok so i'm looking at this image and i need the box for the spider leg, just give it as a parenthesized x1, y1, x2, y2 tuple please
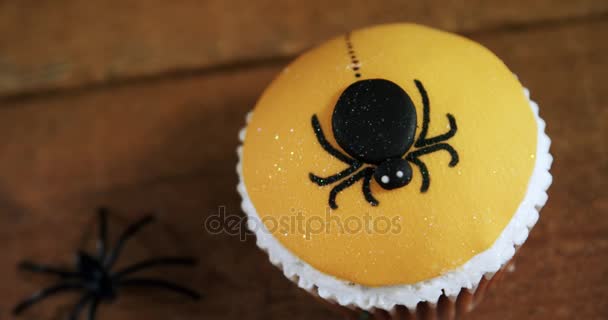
(97, 207, 108, 261)
(13, 282, 83, 314)
(87, 298, 99, 320)
(362, 167, 379, 206)
(118, 277, 201, 300)
(406, 156, 430, 192)
(112, 257, 197, 280)
(18, 261, 80, 278)
(408, 143, 459, 167)
(69, 293, 93, 320)
(413, 80, 458, 147)
(406, 143, 458, 192)
(417, 114, 457, 147)
(311, 114, 357, 165)
(309, 162, 362, 186)
(328, 168, 369, 209)
(104, 215, 155, 268)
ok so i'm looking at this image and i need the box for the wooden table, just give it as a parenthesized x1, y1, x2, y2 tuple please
(0, 1, 606, 319)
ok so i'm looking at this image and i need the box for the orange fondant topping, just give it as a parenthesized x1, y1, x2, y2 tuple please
(241, 24, 537, 286)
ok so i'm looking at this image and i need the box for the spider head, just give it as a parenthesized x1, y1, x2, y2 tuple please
(374, 158, 412, 190)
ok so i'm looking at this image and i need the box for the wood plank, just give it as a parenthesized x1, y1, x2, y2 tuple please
(0, 19, 607, 319)
(1, 0, 608, 97)
(0, 64, 280, 210)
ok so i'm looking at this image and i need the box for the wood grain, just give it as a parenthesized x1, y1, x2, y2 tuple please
(1, 0, 608, 97)
(0, 13, 606, 320)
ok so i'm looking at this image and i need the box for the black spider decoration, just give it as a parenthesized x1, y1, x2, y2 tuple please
(309, 79, 459, 209)
(13, 207, 200, 320)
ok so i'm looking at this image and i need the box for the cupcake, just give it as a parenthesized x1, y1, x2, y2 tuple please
(237, 23, 552, 319)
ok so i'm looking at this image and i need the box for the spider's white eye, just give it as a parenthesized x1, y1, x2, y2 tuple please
(381, 175, 390, 184)
(396, 171, 404, 178)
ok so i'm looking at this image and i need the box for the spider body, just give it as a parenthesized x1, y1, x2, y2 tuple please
(332, 79, 418, 164)
(74, 251, 117, 301)
(310, 79, 459, 209)
(14, 208, 200, 320)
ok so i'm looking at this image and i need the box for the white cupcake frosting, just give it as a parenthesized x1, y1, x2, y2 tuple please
(236, 88, 552, 310)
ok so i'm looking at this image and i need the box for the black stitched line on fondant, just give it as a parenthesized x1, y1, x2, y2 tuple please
(345, 33, 361, 78)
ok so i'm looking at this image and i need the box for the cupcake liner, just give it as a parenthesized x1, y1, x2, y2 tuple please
(236, 87, 552, 313)
(328, 258, 515, 320)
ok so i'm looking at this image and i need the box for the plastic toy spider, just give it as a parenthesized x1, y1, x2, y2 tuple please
(14, 208, 200, 320)
(310, 79, 459, 209)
